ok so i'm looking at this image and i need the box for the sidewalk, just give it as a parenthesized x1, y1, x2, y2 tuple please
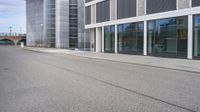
(24, 47, 200, 73)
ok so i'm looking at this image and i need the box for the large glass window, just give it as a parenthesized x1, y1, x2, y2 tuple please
(96, 0, 110, 23)
(117, 0, 136, 19)
(104, 26, 115, 53)
(147, 16, 188, 58)
(85, 6, 91, 25)
(146, 0, 176, 14)
(192, 0, 200, 7)
(193, 15, 200, 58)
(85, 0, 93, 3)
(118, 22, 144, 54)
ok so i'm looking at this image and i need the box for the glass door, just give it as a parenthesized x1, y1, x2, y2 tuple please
(104, 26, 115, 53)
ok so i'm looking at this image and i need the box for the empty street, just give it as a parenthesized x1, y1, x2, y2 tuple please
(0, 46, 200, 112)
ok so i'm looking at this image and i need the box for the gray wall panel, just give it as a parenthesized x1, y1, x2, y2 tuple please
(178, 0, 190, 9)
(137, 0, 145, 16)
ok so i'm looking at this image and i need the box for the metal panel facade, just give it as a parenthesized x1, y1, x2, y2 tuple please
(26, 0, 44, 46)
(146, 0, 176, 14)
(56, 0, 69, 48)
(117, 0, 136, 19)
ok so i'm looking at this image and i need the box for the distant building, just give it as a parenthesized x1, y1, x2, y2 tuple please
(85, 0, 200, 59)
(26, 0, 90, 49)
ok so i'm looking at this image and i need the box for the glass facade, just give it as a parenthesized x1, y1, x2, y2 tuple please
(118, 22, 144, 54)
(44, 0, 56, 47)
(69, 0, 78, 48)
(147, 16, 188, 58)
(193, 15, 200, 58)
(104, 26, 115, 53)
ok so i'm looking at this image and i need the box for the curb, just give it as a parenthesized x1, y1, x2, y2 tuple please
(23, 47, 200, 74)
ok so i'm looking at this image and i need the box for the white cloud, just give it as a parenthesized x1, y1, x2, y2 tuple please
(0, 0, 26, 33)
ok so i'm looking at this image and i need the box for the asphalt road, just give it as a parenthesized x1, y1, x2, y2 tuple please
(0, 46, 200, 112)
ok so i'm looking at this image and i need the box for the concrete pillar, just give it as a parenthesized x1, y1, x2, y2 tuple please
(187, 14, 193, 59)
(96, 27, 102, 53)
(91, 5, 96, 24)
(137, 0, 145, 16)
(143, 20, 147, 56)
(115, 25, 118, 53)
(13, 40, 18, 46)
(90, 29, 96, 51)
(102, 26, 105, 52)
(110, 0, 116, 20)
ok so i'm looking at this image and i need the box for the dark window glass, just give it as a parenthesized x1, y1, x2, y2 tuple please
(118, 22, 144, 54)
(96, 0, 110, 23)
(69, 0, 78, 48)
(146, 0, 176, 14)
(147, 16, 188, 58)
(192, 0, 200, 7)
(85, 0, 93, 3)
(85, 6, 91, 24)
(104, 26, 115, 52)
(117, 0, 136, 19)
(70, 38, 78, 48)
(193, 15, 200, 58)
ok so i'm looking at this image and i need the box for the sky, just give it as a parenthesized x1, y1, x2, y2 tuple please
(0, 0, 26, 33)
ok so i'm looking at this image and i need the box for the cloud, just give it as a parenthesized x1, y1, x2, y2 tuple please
(0, 0, 26, 33)
(0, 2, 16, 6)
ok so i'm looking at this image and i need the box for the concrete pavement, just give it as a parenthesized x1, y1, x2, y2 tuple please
(24, 47, 200, 73)
(0, 46, 200, 112)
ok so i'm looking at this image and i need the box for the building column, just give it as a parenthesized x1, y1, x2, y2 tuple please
(96, 27, 102, 53)
(102, 26, 104, 52)
(187, 14, 193, 59)
(13, 40, 18, 46)
(143, 20, 147, 56)
(115, 24, 118, 53)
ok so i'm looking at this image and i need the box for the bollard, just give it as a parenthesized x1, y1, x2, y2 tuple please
(20, 42, 24, 48)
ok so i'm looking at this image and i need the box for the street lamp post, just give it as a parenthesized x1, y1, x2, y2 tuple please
(9, 26, 12, 36)
(84, 33, 86, 51)
(40, 24, 43, 47)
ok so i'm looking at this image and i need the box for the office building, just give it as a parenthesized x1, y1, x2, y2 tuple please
(26, 0, 89, 49)
(85, 0, 200, 59)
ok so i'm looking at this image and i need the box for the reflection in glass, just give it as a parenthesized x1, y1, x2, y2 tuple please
(117, 22, 144, 54)
(147, 16, 188, 57)
(194, 15, 200, 57)
(104, 26, 115, 52)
